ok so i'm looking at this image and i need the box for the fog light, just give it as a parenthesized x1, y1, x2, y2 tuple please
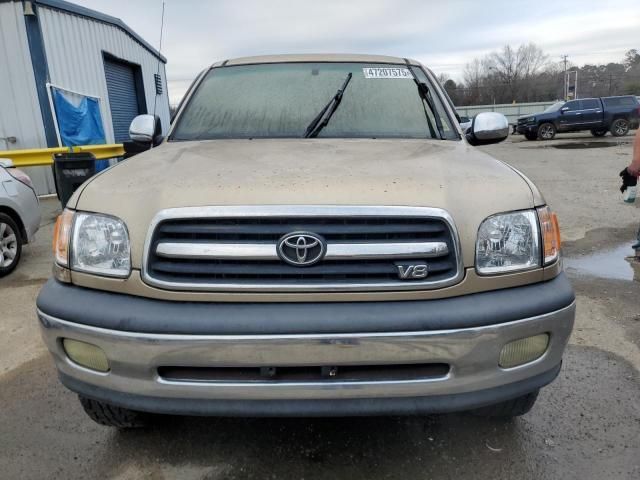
(499, 334, 549, 368)
(63, 339, 110, 372)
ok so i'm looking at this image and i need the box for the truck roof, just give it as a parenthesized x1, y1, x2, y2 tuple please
(217, 53, 421, 67)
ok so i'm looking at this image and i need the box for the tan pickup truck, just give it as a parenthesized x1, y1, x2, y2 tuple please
(38, 54, 574, 427)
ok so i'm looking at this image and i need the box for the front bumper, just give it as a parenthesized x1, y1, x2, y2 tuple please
(37, 275, 575, 416)
(516, 124, 537, 134)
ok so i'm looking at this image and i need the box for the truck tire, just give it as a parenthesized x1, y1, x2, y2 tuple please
(537, 123, 556, 140)
(590, 129, 607, 137)
(610, 118, 630, 137)
(79, 396, 151, 428)
(524, 132, 538, 141)
(0, 213, 22, 277)
(471, 389, 539, 417)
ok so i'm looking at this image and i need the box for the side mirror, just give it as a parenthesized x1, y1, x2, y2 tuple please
(465, 112, 509, 146)
(560, 106, 569, 114)
(129, 114, 157, 144)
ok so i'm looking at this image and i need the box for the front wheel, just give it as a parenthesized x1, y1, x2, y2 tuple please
(524, 132, 538, 141)
(610, 119, 630, 137)
(537, 123, 556, 140)
(471, 389, 539, 417)
(590, 128, 607, 137)
(79, 396, 152, 428)
(0, 213, 22, 277)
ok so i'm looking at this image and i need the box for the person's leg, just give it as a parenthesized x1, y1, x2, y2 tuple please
(628, 129, 640, 255)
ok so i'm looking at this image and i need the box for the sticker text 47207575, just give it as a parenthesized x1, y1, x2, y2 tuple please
(362, 67, 413, 79)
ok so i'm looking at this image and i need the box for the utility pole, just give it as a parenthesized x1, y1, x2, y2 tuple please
(561, 55, 569, 100)
(608, 73, 613, 96)
(488, 66, 496, 104)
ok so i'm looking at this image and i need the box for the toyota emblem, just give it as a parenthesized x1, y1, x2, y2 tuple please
(277, 232, 326, 267)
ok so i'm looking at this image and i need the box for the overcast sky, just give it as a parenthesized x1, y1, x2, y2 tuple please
(75, 0, 639, 104)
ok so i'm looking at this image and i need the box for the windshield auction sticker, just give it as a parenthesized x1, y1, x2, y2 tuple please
(362, 67, 413, 79)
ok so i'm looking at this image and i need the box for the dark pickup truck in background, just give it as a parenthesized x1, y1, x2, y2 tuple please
(517, 95, 640, 140)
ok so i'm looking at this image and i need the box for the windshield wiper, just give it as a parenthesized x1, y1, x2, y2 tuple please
(416, 81, 445, 139)
(304, 73, 353, 138)
(404, 66, 445, 139)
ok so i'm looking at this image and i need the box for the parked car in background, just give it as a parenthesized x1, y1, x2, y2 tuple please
(458, 115, 472, 132)
(0, 160, 40, 276)
(516, 95, 640, 140)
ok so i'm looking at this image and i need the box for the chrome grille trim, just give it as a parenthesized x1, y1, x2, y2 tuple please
(157, 243, 276, 260)
(155, 241, 449, 261)
(142, 206, 464, 292)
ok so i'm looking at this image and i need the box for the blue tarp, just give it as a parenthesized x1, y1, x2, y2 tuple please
(53, 88, 109, 171)
(53, 89, 106, 147)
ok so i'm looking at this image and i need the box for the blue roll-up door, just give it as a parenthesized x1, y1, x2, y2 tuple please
(104, 59, 142, 143)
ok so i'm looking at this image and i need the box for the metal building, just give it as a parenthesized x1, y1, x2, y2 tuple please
(0, 0, 170, 194)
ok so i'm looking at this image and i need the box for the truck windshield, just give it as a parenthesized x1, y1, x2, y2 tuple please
(544, 102, 565, 113)
(170, 62, 457, 141)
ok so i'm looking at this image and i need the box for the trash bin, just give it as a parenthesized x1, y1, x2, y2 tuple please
(53, 152, 96, 207)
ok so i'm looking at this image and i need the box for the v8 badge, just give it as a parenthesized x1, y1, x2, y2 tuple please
(396, 263, 428, 280)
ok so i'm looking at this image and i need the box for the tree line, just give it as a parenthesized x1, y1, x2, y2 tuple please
(438, 45, 640, 107)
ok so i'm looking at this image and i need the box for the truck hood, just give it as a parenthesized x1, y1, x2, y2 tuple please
(73, 139, 536, 268)
(519, 112, 555, 122)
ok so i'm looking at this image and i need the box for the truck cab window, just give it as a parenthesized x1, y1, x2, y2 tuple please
(581, 99, 599, 109)
(564, 100, 581, 111)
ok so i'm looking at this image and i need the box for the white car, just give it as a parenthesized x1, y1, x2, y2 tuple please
(0, 160, 40, 276)
(459, 115, 472, 132)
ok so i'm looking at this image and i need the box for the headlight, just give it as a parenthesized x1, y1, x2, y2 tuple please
(70, 212, 131, 277)
(476, 210, 540, 275)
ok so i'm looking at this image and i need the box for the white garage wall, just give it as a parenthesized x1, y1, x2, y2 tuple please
(0, 1, 55, 195)
(37, 6, 171, 142)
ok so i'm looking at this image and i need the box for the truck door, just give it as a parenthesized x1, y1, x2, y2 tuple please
(559, 100, 583, 130)
(579, 99, 602, 127)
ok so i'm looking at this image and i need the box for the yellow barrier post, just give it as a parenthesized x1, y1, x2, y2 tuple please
(0, 144, 125, 168)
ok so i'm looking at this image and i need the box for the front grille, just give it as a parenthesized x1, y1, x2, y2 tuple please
(143, 206, 462, 292)
(158, 363, 450, 383)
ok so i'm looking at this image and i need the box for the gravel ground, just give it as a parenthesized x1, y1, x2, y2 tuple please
(0, 131, 638, 479)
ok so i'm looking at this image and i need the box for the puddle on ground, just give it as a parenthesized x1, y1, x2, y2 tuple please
(564, 243, 639, 281)
(552, 142, 619, 150)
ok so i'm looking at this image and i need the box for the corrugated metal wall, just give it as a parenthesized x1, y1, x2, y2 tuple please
(37, 6, 170, 144)
(0, 2, 55, 194)
(456, 101, 557, 125)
